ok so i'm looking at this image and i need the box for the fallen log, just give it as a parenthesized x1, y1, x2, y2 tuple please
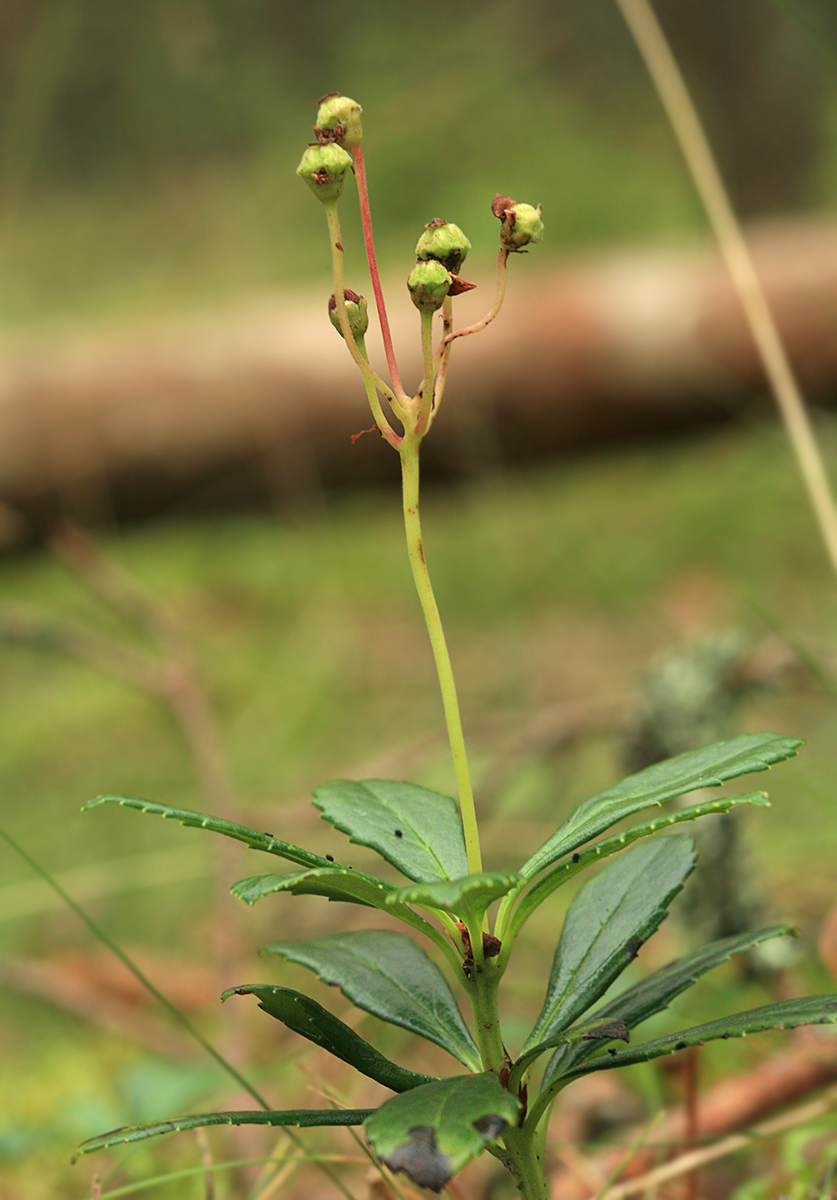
(1, 217, 836, 528)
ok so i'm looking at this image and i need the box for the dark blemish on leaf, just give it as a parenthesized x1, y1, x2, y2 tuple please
(722, 1032, 730, 1039)
(585, 1019, 629, 1043)
(675, 1041, 687, 1051)
(326, 854, 334, 862)
(383, 1125, 453, 1194)
(418, 540, 425, 564)
(394, 829, 403, 838)
(472, 1113, 507, 1140)
(572, 853, 580, 864)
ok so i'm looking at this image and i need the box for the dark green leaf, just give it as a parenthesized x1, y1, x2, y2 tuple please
(519, 734, 801, 880)
(85, 795, 328, 870)
(387, 870, 521, 917)
(510, 793, 768, 935)
(566, 993, 837, 1076)
(313, 779, 468, 882)
(523, 837, 696, 1053)
(364, 1074, 520, 1193)
(223, 985, 435, 1092)
(261, 930, 479, 1069)
(231, 868, 436, 937)
(73, 1107, 373, 1160)
(512, 1017, 630, 1082)
(542, 924, 794, 1089)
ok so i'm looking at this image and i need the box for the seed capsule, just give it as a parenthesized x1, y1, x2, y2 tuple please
(296, 143, 354, 204)
(407, 260, 452, 312)
(328, 289, 369, 340)
(315, 94, 363, 149)
(495, 198, 544, 252)
(415, 219, 472, 275)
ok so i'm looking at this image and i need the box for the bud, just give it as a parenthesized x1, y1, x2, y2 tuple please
(328, 289, 369, 340)
(407, 260, 452, 312)
(296, 142, 354, 204)
(493, 197, 544, 252)
(315, 93, 363, 149)
(415, 219, 471, 275)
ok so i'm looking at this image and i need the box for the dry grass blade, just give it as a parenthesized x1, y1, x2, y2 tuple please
(615, 0, 837, 577)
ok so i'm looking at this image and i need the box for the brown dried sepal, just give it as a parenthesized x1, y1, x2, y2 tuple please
(491, 193, 516, 220)
(447, 276, 477, 296)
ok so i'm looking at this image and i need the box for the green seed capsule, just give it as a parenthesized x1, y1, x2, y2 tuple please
(499, 202, 544, 251)
(328, 290, 369, 340)
(315, 94, 363, 149)
(407, 260, 452, 312)
(296, 143, 354, 204)
(415, 219, 472, 275)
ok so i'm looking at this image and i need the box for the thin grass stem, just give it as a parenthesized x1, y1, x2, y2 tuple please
(616, 0, 837, 578)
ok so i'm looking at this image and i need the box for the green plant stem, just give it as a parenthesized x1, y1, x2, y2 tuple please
(417, 308, 436, 436)
(323, 201, 404, 435)
(467, 952, 505, 1074)
(429, 296, 454, 421)
(399, 437, 482, 876)
(499, 1123, 550, 1200)
(356, 334, 404, 446)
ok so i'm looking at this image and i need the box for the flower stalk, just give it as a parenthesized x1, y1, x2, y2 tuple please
(299, 97, 542, 883)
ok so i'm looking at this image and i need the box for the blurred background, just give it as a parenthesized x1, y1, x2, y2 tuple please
(3, 2, 837, 1197)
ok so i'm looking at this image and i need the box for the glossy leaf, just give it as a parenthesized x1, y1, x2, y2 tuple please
(387, 870, 521, 917)
(313, 779, 468, 882)
(73, 1107, 374, 1160)
(261, 930, 480, 1069)
(231, 868, 436, 937)
(364, 1074, 520, 1193)
(223, 984, 436, 1092)
(542, 924, 794, 1090)
(510, 793, 768, 935)
(513, 1016, 630, 1081)
(566, 993, 837, 1077)
(85, 795, 328, 870)
(519, 733, 801, 881)
(523, 837, 696, 1053)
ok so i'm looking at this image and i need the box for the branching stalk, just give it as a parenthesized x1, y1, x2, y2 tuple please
(444, 248, 510, 346)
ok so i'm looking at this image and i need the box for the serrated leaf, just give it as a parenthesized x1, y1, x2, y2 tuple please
(387, 870, 521, 917)
(73, 1106, 374, 1160)
(511, 793, 768, 936)
(513, 1017, 630, 1081)
(523, 837, 696, 1053)
(223, 985, 436, 1093)
(566, 993, 837, 1076)
(364, 1074, 520, 1193)
(313, 779, 467, 882)
(542, 924, 794, 1090)
(231, 868, 437, 938)
(261, 930, 480, 1069)
(519, 733, 801, 880)
(86, 795, 328, 870)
